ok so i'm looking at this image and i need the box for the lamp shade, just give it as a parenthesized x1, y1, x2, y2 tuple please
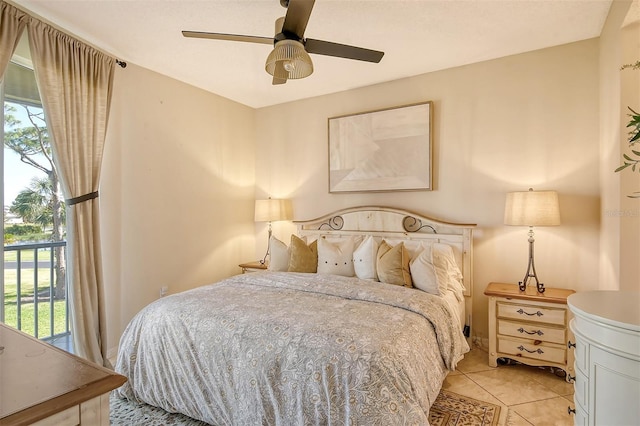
(265, 40, 313, 80)
(504, 189, 560, 226)
(255, 199, 293, 222)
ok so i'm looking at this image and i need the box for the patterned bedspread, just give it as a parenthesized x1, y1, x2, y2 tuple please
(115, 272, 469, 425)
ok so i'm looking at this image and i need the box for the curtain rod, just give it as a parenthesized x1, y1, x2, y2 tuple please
(5, 0, 127, 69)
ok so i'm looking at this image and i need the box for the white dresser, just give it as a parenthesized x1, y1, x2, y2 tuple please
(0, 324, 126, 425)
(567, 291, 640, 426)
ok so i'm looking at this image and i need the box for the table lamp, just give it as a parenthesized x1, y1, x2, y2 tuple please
(504, 188, 560, 293)
(255, 198, 293, 265)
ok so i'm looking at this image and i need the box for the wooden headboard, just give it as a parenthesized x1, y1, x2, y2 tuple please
(295, 206, 476, 297)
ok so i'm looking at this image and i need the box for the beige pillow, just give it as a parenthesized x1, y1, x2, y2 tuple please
(288, 234, 318, 273)
(376, 241, 412, 287)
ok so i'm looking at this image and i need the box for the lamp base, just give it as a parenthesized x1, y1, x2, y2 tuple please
(260, 222, 273, 266)
(518, 280, 546, 294)
(519, 228, 545, 294)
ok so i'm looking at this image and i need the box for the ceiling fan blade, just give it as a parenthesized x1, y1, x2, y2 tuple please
(272, 61, 288, 85)
(305, 38, 384, 63)
(282, 0, 315, 39)
(272, 75, 287, 85)
(182, 31, 273, 45)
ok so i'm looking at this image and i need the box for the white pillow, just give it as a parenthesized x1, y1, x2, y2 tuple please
(317, 237, 355, 277)
(352, 235, 378, 280)
(432, 243, 466, 299)
(268, 236, 289, 271)
(409, 246, 440, 295)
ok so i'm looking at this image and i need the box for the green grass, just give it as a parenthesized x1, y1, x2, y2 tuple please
(4, 248, 53, 263)
(3, 265, 68, 339)
(3, 299, 68, 338)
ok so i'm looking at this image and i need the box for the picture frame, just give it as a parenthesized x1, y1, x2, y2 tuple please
(328, 101, 433, 193)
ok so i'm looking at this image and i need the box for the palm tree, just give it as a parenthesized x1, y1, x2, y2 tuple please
(10, 177, 66, 229)
(4, 103, 67, 299)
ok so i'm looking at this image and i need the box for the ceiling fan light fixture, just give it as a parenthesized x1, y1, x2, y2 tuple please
(265, 39, 313, 79)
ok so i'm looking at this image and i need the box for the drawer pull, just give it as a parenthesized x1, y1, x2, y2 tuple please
(568, 341, 576, 349)
(568, 406, 576, 415)
(517, 308, 543, 317)
(568, 374, 575, 383)
(517, 327, 544, 336)
(517, 345, 544, 355)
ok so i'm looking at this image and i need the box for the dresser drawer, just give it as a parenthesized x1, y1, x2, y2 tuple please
(497, 337, 566, 364)
(574, 402, 588, 426)
(498, 319, 566, 344)
(573, 369, 588, 411)
(31, 405, 79, 426)
(497, 301, 566, 326)
(573, 334, 588, 375)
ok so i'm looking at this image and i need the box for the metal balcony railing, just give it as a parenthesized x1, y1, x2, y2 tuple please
(2, 241, 69, 344)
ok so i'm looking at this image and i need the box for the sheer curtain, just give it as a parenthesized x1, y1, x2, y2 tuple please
(0, 2, 27, 84)
(27, 19, 115, 367)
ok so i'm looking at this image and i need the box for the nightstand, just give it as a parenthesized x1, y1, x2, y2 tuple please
(485, 282, 575, 381)
(239, 261, 267, 273)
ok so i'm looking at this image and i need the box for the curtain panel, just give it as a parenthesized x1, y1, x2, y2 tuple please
(27, 19, 115, 367)
(0, 1, 27, 80)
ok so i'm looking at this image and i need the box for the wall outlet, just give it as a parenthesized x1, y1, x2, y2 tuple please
(160, 286, 169, 297)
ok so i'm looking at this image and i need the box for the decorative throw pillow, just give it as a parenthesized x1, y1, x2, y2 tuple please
(268, 236, 290, 272)
(288, 234, 318, 273)
(383, 238, 424, 260)
(376, 241, 412, 287)
(317, 237, 355, 276)
(409, 245, 440, 295)
(353, 235, 379, 280)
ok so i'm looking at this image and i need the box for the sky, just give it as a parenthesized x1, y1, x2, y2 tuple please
(4, 146, 38, 207)
(4, 103, 45, 209)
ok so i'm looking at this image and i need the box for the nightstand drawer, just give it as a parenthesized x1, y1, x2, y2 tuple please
(498, 319, 566, 344)
(497, 337, 566, 364)
(497, 301, 566, 326)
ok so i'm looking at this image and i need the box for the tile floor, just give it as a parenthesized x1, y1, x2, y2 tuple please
(450, 347, 575, 426)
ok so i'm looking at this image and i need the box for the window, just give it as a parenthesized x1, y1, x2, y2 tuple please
(2, 33, 70, 351)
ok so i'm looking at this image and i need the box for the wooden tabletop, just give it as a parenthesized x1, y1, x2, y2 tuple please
(0, 324, 126, 425)
(484, 282, 575, 304)
(239, 261, 268, 269)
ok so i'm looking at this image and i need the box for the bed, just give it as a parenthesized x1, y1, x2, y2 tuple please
(114, 206, 476, 425)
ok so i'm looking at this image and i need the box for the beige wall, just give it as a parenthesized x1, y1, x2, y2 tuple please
(99, 12, 639, 354)
(619, 2, 640, 291)
(101, 64, 257, 356)
(255, 40, 601, 341)
(599, 0, 635, 291)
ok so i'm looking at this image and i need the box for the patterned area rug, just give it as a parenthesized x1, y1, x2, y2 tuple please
(110, 389, 501, 425)
(428, 390, 501, 426)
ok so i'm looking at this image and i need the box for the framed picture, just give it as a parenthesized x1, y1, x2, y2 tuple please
(328, 101, 433, 193)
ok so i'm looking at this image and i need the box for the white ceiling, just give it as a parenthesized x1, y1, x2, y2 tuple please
(11, 0, 612, 109)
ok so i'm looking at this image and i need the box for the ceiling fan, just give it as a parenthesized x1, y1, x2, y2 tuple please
(182, 0, 384, 85)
